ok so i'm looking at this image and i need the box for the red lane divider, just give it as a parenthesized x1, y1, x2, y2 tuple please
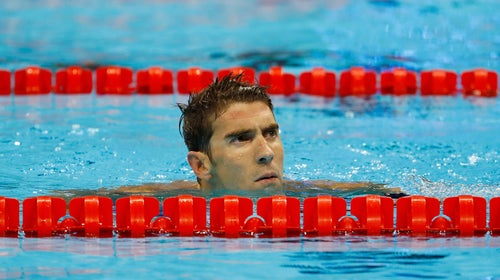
(163, 194, 207, 236)
(349, 195, 394, 235)
(218, 67, 256, 84)
(303, 195, 346, 236)
(461, 69, 498, 97)
(1, 66, 499, 97)
(177, 67, 214, 94)
(67, 196, 114, 237)
(2, 194, 500, 238)
(381, 67, 417, 95)
(258, 66, 296, 96)
(339, 67, 377, 97)
(136, 67, 174, 94)
(115, 196, 160, 237)
(299, 67, 336, 97)
(96, 66, 134, 94)
(210, 195, 254, 237)
(443, 195, 487, 236)
(0, 196, 19, 237)
(491, 197, 500, 236)
(55, 66, 93, 94)
(256, 195, 301, 237)
(420, 69, 457, 96)
(22, 196, 66, 237)
(0, 70, 11, 95)
(396, 195, 440, 235)
(15, 66, 52, 95)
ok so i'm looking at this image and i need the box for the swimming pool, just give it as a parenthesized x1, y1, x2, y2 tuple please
(1, 0, 500, 279)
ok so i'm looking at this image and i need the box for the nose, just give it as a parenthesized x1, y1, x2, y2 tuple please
(256, 136, 274, 164)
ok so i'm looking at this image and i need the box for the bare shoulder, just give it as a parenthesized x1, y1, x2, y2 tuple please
(283, 179, 407, 197)
(284, 179, 378, 190)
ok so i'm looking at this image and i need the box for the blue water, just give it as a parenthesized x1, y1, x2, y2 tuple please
(1, 0, 499, 72)
(1, 237, 500, 279)
(1, 0, 500, 279)
(1, 94, 498, 200)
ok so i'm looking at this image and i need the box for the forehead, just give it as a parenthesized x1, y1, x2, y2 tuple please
(212, 102, 276, 132)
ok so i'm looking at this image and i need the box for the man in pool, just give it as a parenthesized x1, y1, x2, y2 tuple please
(105, 74, 405, 197)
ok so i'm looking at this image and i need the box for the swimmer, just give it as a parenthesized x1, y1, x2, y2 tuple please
(87, 73, 404, 198)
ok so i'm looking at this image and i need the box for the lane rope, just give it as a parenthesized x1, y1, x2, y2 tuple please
(1, 66, 497, 97)
(1, 194, 499, 238)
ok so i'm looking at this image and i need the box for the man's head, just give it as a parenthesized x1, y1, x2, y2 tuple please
(178, 74, 284, 191)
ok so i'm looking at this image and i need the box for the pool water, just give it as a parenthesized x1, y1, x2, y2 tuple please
(2, 0, 499, 72)
(1, 0, 500, 279)
(1, 236, 499, 279)
(1, 94, 498, 200)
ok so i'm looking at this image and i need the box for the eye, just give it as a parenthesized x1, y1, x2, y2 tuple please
(229, 132, 253, 143)
(264, 128, 279, 139)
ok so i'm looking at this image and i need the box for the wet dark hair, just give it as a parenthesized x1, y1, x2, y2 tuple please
(178, 73, 273, 156)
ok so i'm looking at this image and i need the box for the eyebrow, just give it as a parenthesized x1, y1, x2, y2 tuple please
(224, 123, 279, 140)
(262, 123, 280, 133)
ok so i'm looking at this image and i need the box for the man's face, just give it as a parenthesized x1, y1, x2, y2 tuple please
(206, 101, 284, 191)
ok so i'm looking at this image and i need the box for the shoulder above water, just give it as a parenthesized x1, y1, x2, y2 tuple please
(53, 180, 407, 199)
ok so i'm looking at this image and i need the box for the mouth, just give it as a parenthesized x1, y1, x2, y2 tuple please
(255, 172, 280, 183)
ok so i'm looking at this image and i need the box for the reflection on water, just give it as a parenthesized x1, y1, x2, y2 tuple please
(1, 236, 499, 278)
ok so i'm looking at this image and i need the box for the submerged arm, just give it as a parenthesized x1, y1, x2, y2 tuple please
(111, 181, 199, 194)
(52, 180, 199, 200)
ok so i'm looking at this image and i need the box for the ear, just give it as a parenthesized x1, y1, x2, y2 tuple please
(187, 151, 212, 180)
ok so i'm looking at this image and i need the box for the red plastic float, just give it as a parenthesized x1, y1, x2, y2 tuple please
(0, 196, 19, 237)
(442, 195, 487, 236)
(256, 195, 301, 237)
(339, 67, 377, 96)
(177, 67, 214, 94)
(258, 66, 296, 95)
(96, 66, 134, 94)
(461, 68, 498, 97)
(163, 194, 207, 236)
(136, 67, 174, 94)
(349, 195, 394, 235)
(0, 70, 11, 95)
(302, 195, 346, 236)
(299, 67, 336, 97)
(210, 195, 254, 237)
(14, 66, 52, 95)
(396, 195, 440, 235)
(115, 196, 160, 237)
(55, 66, 93, 94)
(380, 67, 417, 95)
(217, 67, 256, 84)
(420, 69, 457, 95)
(22, 196, 67, 237)
(490, 197, 500, 235)
(67, 196, 114, 237)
